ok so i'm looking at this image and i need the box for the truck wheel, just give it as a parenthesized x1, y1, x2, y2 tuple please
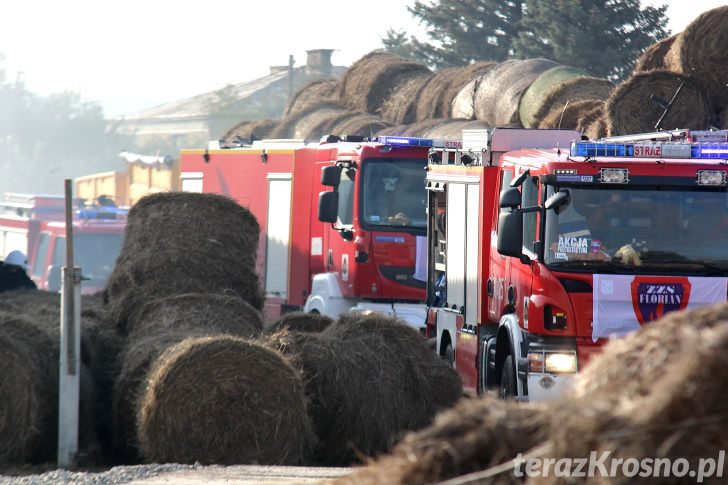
(442, 343, 454, 367)
(499, 355, 516, 399)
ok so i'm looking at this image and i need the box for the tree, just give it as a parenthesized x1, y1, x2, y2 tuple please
(513, 0, 669, 80)
(383, 0, 669, 80)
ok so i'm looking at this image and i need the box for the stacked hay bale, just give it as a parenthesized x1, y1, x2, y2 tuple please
(271, 100, 348, 140)
(266, 312, 463, 466)
(413, 67, 460, 121)
(531, 76, 615, 130)
(519, 65, 590, 128)
(450, 62, 499, 120)
(263, 310, 334, 334)
(634, 34, 679, 74)
(473, 58, 560, 127)
(327, 302, 728, 485)
(0, 289, 121, 466)
(538, 99, 606, 131)
(222, 118, 280, 145)
(283, 78, 340, 118)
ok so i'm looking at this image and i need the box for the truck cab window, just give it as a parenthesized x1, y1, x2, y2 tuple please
(522, 176, 539, 254)
(32, 233, 50, 278)
(337, 168, 355, 226)
(361, 158, 427, 230)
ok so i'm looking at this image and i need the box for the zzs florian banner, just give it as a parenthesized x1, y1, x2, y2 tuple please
(592, 275, 728, 341)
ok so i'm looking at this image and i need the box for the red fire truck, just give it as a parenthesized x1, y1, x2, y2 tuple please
(425, 128, 728, 401)
(0, 193, 127, 294)
(179, 134, 461, 327)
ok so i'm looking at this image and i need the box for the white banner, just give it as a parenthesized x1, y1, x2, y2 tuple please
(592, 275, 727, 341)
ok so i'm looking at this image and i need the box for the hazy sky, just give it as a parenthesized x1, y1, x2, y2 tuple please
(1, 0, 725, 118)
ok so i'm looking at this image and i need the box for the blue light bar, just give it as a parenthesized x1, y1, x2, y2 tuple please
(692, 144, 728, 159)
(378, 136, 434, 147)
(571, 140, 728, 160)
(570, 142, 634, 157)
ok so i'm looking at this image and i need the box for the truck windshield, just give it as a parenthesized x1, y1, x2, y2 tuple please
(54, 233, 125, 287)
(360, 158, 427, 230)
(544, 187, 728, 272)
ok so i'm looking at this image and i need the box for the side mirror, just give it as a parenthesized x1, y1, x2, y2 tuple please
(318, 191, 339, 223)
(497, 211, 523, 258)
(47, 265, 62, 292)
(499, 187, 522, 209)
(321, 166, 342, 187)
(544, 190, 571, 215)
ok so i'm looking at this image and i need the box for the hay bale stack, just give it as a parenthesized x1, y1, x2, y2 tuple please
(329, 112, 393, 138)
(103, 192, 263, 332)
(721, 106, 728, 129)
(446, 62, 498, 120)
(537, 99, 605, 130)
(380, 71, 434, 124)
(422, 119, 490, 139)
(668, 6, 728, 106)
(329, 397, 549, 485)
(634, 34, 678, 74)
(413, 67, 459, 121)
(337, 50, 431, 116)
(539, 303, 728, 484)
(605, 70, 713, 136)
(268, 312, 463, 466)
(283, 78, 340, 117)
(112, 293, 263, 460)
(380, 119, 449, 138)
(263, 311, 333, 334)
(222, 118, 280, 145)
(473, 58, 560, 127)
(519, 65, 590, 128)
(271, 100, 345, 140)
(529, 76, 615, 130)
(584, 114, 609, 139)
(137, 335, 314, 465)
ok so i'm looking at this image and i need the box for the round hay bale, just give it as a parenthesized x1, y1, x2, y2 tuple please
(103, 192, 264, 332)
(519, 65, 590, 128)
(668, 6, 728, 106)
(473, 58, 560, 127)
(634, 34, 678, 74)
(222, 118, 280, 145)
(379, 71, 434, 124)
(137, 335, 315, 465)
(537, 99, 604, 130)
(337, 50, 431, 115)
(329, 112, 393, 139)
(605, 70, 713, 136)
(721, 105, 728, 129)
(271, 312, 462, 466)
(443, 62, 498, 119)
(283, 78, 340, 117)
(328, 397, 549, 485)
(292, 103, 349, 141)
(584, 114, 609, 140)
(413, 67, 460, 121)
(271, 100, 344, 139)
(0, 314, 58, 465)
(574, 100, 606, 134)
(542, 303, 728, 483)
(378, 119, 447, 138)
(530, 76, 615, 129)
(263, 311, 333, 334)
(112, 293, 264, 460)
(422, 119, 490, 139)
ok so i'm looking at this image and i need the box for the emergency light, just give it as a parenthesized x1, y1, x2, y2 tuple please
(571, 140, 728, 160)
(378, 135, 463, 149)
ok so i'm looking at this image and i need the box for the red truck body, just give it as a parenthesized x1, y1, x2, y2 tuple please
(0, 193, 126, 294)
(426, 128, 728, 401)
(179, 135, 461, 326)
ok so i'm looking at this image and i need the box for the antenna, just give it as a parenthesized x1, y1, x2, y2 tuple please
(652, 82, 684, 131)
(556, 100, 570, 154)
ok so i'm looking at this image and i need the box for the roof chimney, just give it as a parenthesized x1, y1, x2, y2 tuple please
(305, 49, 333, 78)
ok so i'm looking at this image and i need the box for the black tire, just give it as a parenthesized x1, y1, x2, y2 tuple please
(499, 354, 516, 399)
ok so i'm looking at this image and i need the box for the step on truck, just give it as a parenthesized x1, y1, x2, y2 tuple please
(425, 128, 728, 401)
(179, 134, 462, 328)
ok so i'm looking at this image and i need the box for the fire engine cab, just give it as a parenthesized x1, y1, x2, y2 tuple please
(179, 134, 461, 327)
(425, 128, 728, 401)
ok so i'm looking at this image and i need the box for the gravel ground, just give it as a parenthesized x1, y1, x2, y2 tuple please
(0, 464, 196, 485)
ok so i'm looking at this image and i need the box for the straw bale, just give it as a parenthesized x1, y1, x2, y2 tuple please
(584, 114, 609, 140)
(520, 65, 589, 128)
(634, 34, 678, 74)
(474, 58, 560, 127)
(530, 76, 615, 129)
(574, 100, 606, 134)
(413, 67, 459, 121)
(283, 78, 340, 117)
(337, 50, 431, 115)
(329, 397, 549, 485)
(444, 62, 498, 119)
(271, 100, 344, 139)
(537, 303, 728, 484)
(605, 70, 713, 136)
(137, 335, 314, 465)
(721, 106, 728, 129)
(423, 119, 490, 139)
(291, 103, 350, 141)
(263, 311, 333, 334)
(112, 293, 263, 460)
(269, 312, 463, 466)
(329, 112, 393, 139)
(668, 6, 728, 106)
(380, 119, 448, 138)
(537, 99, 604, 130)
(103, 192, 263, 332)
(222, 118, 280, 145)
(379, 71, 434, 124)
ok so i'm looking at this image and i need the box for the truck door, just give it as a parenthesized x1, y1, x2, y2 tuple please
(508, 173, 538, 333)
(264, 173, 293, 303)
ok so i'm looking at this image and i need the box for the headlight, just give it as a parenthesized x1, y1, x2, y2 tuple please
(528, 351, 577, 374)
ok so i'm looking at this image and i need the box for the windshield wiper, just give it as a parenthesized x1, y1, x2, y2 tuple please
(547, 259, 637, 273)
